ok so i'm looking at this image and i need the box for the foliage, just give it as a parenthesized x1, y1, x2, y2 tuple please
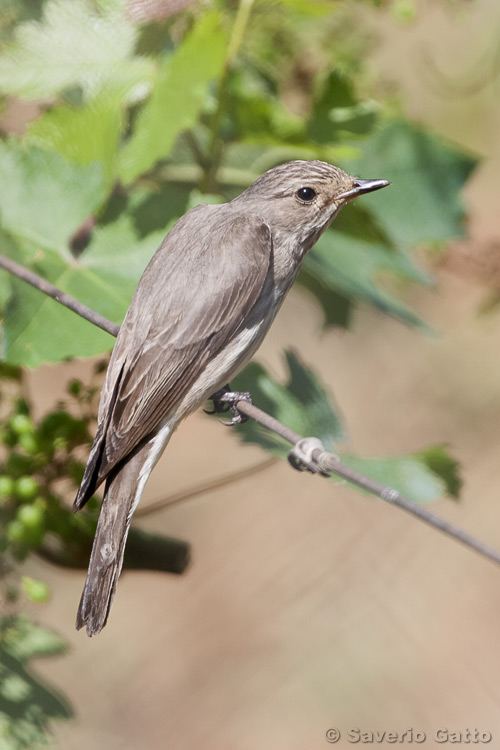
(0, 363, 188, 598)
(0, 363, 101, 602)
(0, 0, 474, 744)
(0, 615, 71, 750)
(232, 351, 461, 503)
(0, 363, 191, 747)
(0, 0, 477, 367)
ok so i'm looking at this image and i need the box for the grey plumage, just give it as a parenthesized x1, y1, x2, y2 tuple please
(74, 160, 389, 636)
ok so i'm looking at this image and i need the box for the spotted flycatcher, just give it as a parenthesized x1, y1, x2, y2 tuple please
(74, 160, 389, 635)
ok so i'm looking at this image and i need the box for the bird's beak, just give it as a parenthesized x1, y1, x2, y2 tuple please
(335, 178, 391, 203)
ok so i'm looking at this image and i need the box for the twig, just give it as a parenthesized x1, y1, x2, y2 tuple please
(236, 404, 500, 567)
(202, 0, 256, 192)
(0, 255, 119, 337)
(136, 456, 277, 517)
(2, 255, 500, 568)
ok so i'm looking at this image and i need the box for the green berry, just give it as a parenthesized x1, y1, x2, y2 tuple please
(10, 414, 34, 436)
(7, 520, 26, 543)
(14, 476, 39, 501)
(17, 503, 45, 529)
(19, 433, 39, 454)
(22, 576, 50, 603)
(1, 428, 18, 447)
(0, 475, 15, 498)
(53, 437, 67, 452)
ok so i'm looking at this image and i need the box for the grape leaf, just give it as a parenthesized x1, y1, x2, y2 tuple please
(228, 350, 460, 503)
(0, 141, 106, 251)
(339, 448, 461, 503)
(119, 12, 228, 184)
(0, 0, 154, 102)
(0, 140, 171, 366)
(0, 615, 72, 750)
(350, 119, 478, 246)
(2, 217, 164, 367)
(226, 67, 305, 145)
(229, 350, 347, 455)
(26, 92, 124, 186)
(413, 444, 462, 499)
(301, 230, 432, 330)
(308, 71, 378, 143)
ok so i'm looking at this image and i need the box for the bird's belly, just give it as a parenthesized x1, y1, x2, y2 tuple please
(175, 315, 272, 421)
(173, 271, 296, 422)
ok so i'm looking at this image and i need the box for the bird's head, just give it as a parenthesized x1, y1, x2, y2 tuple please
(233, 160, 390, 253)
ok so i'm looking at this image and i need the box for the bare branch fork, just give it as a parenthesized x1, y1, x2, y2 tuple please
(2, 252, 500, 567)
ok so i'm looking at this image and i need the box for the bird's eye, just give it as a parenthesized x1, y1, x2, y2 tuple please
(295, 187, 317, 203)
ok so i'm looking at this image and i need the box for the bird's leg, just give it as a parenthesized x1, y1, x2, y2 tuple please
(204, 384, 252, 426)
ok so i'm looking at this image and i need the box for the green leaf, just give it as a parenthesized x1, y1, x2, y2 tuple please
(350, 119, 478, 246)
(227, 354, 460, 504)
(2, 217, 163, 367)
(228, 350, 346, 456)
(294, 267, 353, 328)
(308, 71, 378, 143)
(272, 0, 337, 15)
(26, 92, 124, 186)
(0, 139, 170, 366)
(226, 67, 305, 145)
(0, 141, 106, 252)
(0, 0, 44, 43)
(0, 0, 154, 102)
(301, 230, 432, 329)
(0, 615, 72, 750)
(414, 444, 462, 499)
(2, 275, 114, 367)
(119, 12, 228, 184)
(0, 233, 15, 310)
(127, 184, 192, 237)
(339, 446, 459, 503)
(328, 197, 392, 246)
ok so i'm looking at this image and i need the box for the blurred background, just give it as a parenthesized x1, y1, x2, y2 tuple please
(1, 0, 500, 748)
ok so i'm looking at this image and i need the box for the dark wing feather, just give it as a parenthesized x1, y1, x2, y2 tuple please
(74, 207, 272, 509)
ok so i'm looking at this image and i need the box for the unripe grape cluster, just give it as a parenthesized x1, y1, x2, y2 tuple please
(0, 364, 105, 603)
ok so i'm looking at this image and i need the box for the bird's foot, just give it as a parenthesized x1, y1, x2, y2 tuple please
(204, 385, 252, 426)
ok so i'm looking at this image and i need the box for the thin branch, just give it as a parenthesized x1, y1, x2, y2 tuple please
(0, 255, 119, 337)
(136, 456, 277, 517)
(185, 131, 210, 173)
(2, 255, 500, 568)
(202, 0, 256, 192)
(235, 404, 500, 568)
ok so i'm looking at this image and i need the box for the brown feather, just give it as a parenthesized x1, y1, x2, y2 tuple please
(75, 210, 272, 508)
(76, 441, 155, 635)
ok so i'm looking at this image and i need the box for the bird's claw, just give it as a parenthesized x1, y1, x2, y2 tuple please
(205, 386, 252, 426)
(220, 391, 252, 426)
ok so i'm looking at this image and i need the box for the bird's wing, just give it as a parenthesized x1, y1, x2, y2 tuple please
(74, 208, 272, 509)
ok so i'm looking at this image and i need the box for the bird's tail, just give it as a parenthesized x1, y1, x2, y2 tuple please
(76, 441, 156, 637)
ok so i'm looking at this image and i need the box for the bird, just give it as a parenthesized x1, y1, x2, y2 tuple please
(73, 159, 389, 635)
